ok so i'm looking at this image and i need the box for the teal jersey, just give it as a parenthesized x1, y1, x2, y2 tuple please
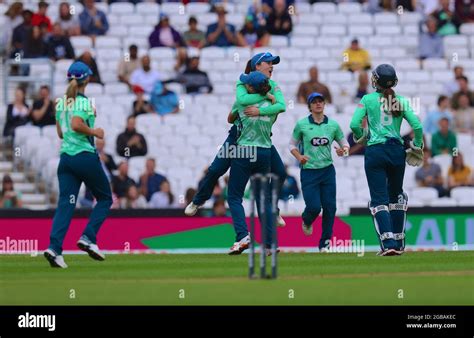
(56, 93, 96, 156)
(350, 92, 423, 147)
(235, 78, 286, 116)
(232, 99, 276, 148)
(292, 115, 345, 169)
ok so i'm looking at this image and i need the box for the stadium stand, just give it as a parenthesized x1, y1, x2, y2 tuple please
(0, 0, 473, 212)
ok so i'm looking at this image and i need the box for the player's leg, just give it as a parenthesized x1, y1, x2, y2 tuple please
(45, 155, 82, 268)
(186, 127, 237, 215)
(227, 155, 252, 254)
(75, 152, 113, 260)
(388, 144, 408, 253)
(253, 148, 273, 251)
(319, 165, 337, 251)
(270, 145, 287, 227)
(364, 145, 398, 254)
(300, 168, 322, 236)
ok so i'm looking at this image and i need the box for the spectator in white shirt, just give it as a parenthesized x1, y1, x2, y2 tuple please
(129, 55, 161, 94)
(444, 66, 464, 96)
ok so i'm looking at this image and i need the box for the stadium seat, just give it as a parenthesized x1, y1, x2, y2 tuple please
(348, 13, 372, 25)
(70, 36, 93, 50)
(293, 25, 319, 36)
(411, 187, 438, 204)
(136, 2, 159, 16)
(110, 2, 134, 15)
(429, 198, 458, 207)
(374, 12, 398, 25)
(129, 26, 154, 38)
(338, 2, 362, 14)
(186, 2, 210, 14)
(423, 58, 448, 70)
(312, 2, 337, 14)
(323, 14, 347, 25)
(349, 25, 374, 36)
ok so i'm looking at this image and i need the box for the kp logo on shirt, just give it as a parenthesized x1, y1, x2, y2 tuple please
(311, 137, 329, 146)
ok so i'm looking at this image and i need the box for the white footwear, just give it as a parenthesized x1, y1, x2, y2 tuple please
(228, 234, 250, 255)
(44, 249, 68, 268)
(276, 214, 286, 227)
(185, 202, 201, 216)
(320, 247, 330, 253)
(77, 239, 105, 261)
(302, 222, 313, 236)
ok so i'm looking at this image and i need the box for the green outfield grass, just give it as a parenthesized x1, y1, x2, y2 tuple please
(1, 252, 473, 305)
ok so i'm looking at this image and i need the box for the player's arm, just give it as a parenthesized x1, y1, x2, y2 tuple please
(289, 123, 309, 165)
(402, 100, 423, 148)
(56, 120, 63, 139)
(236, 81, 266, 106)
(349, 97, 368, 142)
(258, 83, 286, 116)
(334, 123, 349, 157)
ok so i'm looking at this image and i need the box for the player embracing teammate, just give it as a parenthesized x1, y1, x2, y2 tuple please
(350, 64, 424, 256)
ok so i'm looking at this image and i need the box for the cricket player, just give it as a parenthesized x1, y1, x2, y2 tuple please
(44, 61, 113, 268)
(350, 64, 424, 256)
(289, 92, 349, 251)
(227, 71, 282, 255)
(185, 52, 287, 227)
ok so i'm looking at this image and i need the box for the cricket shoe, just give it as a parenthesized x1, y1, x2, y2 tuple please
(77, 237, 105, 261)
(379, 248, 402, 256)
(184, 202, 201, 216)
(228, 234, 250, 255)
(302, 222, 313, 236)
(276, 214, 286, 227)
(44, 249, 68, 268)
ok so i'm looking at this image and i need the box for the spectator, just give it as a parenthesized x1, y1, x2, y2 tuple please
(432, 0, 462, 35)
(30, 85, 55, 127)
(347, 118, 367, 156)
(444, 66, 464, 96)
(206, 5, 236, 47)
(424, 95, 453, 134)
(47, 23, 75, 61)
(150, 81, 180, 116)
(212, 199, 228, 216)
(148, 181, 175, 208)
(0, 175, 22, 208)
(448, 152, 473, 191)
(76, 51, 101, 84)
(111, 161, 137, 198)
(116, 116, 148, 158)
(149, 13, 185, 48)
(342, 38, 371, 72)
(177, 56, 213, 94)
(148, 13, 187, 70)
(415, 149, 448, 197)
(129, 55, 161, 94)
(396, 0, 416, 11)
(139, 158, 168, 202)
(120, 185, 148, 209)
(451, 76, 474, 109)
(183, 16, 206, 49)
(24, 26, 47, 58)
(79, 0, 109, 38)
(3, 87, 29, 138)
(11, 9, 33, 57)
(431, 117, 458, 156)
(453, 93, 474, 133)
(32, 1, 52, 32)
(2, 2, 24, 55)
(56, 2, 80, 36)
(118, 44, 140, 88)
(96, 138, 117, 178)
(132, 85, 153, 116)
(455, 0, 474, 23)
(237, 14, 270, 47)
(266, 0, 292, 36)
(184, 187, 197, 207)
(280, 166, 299, 201)
(355, 71, 369, 100)
(419, 16, 444, 59)
(296, 66, 332, 104)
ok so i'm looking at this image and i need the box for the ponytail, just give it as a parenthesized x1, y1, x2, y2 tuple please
(66, 78, 78, 101)
(244, 60, 252, 74)
(382, 88, 402, 117)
